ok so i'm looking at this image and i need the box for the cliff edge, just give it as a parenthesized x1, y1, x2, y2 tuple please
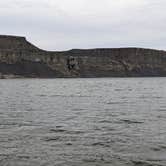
(0, 35, 166, 78)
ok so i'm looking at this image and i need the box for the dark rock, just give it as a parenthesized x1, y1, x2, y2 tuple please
(0, 35, 166, 78)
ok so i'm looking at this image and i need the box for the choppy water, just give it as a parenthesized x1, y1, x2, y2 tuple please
(0, 78, 166, 166)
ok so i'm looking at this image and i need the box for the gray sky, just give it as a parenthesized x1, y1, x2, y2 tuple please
(0, 0, 166, 51)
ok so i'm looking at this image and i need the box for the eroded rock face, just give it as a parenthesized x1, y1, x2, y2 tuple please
(0, 35, 166, 78)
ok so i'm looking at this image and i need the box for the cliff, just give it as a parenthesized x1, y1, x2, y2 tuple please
(0, 35, 166, 78)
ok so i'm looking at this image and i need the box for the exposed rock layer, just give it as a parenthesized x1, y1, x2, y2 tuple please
(0, 35, 166, 78)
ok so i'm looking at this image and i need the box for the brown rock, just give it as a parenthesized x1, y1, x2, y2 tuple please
(0, 35, 166, 78)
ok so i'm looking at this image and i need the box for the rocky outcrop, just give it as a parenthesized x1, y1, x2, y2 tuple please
(0, 35, 166, 78)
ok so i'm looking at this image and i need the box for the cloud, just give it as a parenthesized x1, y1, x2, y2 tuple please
(0, 0, 166, 50)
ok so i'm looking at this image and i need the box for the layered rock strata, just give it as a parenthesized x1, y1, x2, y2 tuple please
(0, 35, 166, 78)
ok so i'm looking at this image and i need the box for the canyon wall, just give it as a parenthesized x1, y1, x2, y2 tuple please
(0, 35, 166, 78)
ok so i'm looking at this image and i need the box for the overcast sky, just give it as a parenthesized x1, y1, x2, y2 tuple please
(0, 0, 166, 51)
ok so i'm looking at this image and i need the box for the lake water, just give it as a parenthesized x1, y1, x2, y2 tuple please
(0, 78, 166, 166)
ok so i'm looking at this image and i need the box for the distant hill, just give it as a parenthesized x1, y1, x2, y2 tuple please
(0, 35, 166, 78)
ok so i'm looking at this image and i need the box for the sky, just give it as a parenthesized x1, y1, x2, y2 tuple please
(0, 0, 166, 51)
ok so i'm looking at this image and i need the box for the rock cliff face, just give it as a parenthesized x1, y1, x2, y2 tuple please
(0, 35, 166, 78)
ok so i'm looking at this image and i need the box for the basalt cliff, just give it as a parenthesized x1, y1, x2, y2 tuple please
(0, 35, 166, 78)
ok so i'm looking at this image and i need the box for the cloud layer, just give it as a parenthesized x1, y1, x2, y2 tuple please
(0, 0, 166, 50)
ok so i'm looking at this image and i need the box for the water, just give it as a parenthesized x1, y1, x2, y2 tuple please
(0, 78, 166, 166)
